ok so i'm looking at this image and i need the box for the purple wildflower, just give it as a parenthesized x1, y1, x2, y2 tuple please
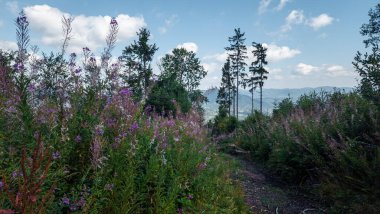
(187, 194, 193, 200)
(167, 120, 175, 127)
(119, 88, 131, 96)
(76, 197, 86, 208)
(83, 47, 90, 52)
(104, 183, 114, 191)
(61, 195, 70, 206)
(69, 61, 76, 67)
(0, 181, 3, 191)
(177, 208, 183, 214)
(27, 84, 36, 93)
(95, 126, 104, 136)
(70, 52, 77, 58)
(69, 204, 77, 211)
(52, 151, 61, 160)
(75, 135, 82, 143)
(110, 18, 118, 25)
(130, 122, 139, 131)
(13, 62, 24, 71)
(11, 170, 21, 179)
(74, 67, 82, 74)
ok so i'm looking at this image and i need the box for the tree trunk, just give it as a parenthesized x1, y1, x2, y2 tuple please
(260, 85, 263, 114)
(251, 88, 254, 115)
(237, 72, 239, 120)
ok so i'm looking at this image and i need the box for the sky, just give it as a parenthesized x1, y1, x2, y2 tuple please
(0, 0, 378, 89)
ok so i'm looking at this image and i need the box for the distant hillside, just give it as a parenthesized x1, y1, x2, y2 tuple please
(202, 86, 353, 121)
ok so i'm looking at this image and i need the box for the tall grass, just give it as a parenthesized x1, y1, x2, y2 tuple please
(228, 91, 379, 212)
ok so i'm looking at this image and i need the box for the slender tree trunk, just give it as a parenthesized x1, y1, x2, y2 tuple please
(260, 85, 263, 114)
(251, 88, 253, 115)
(236, 71, 239, 120)
(228, 87, 231, 116)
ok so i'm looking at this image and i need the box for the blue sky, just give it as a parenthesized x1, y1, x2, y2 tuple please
(0, 0, 378, 89)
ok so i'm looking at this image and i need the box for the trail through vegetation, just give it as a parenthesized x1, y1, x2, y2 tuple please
(228, 151, 324, 214)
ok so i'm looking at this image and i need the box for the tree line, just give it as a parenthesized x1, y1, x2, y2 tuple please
(217, 28, 269, 120)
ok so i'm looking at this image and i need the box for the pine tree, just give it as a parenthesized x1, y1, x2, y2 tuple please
(250, 42, 268, 114)
(121, 28, 158, 101)
(225, 28, 247, 120)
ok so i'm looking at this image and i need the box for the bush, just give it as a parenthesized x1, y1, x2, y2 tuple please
(145, 76, 191, 116)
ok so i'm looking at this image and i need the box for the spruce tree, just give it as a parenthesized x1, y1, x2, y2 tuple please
(225, 28, 247, 120)
(121, 28, 158, 101)
(217, 58, 232, 116)
(250, 42, 268, 114)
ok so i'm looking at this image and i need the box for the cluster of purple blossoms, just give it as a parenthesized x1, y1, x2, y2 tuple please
(27, 84, 36, 93)
(119, 88, 131, 96)
(75, 135, 82, 143)
(11, 170, 22, 179)
(13, 62, 24, 71)
(70, 53, 77, 58)
(0, 181, 3, 191)
(130, 122, 139, 131)
(61, 195, 70, 206)
(95, 126, 104, 136)
(74, 67, 82, 74)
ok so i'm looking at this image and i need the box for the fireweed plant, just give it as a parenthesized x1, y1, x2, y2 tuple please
(0, 12, 247, 213)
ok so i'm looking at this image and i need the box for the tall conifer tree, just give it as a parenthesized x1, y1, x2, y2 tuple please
(225, 28, 247, 120)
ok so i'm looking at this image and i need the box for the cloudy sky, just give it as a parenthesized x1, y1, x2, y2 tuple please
(0, 0, 377, 89)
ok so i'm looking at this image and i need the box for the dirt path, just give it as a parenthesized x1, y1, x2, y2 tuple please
(229, 154, 325, 214)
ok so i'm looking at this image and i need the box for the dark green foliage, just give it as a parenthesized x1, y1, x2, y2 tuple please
(217, 58, 233, 116)
(212, 115, 238, 136)
(273, 97, 293, 117)
(160, 48, 206, 94)
(248, 42, 268, 114)
(145, 76, 191, 116)
(353, 3, 380, 109)
(121, 28, 158, 101)
(232, 91, 380, 212)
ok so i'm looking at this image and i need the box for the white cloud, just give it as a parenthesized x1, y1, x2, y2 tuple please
(258, 0, 272, 14)
(202, 52, 228, 63)
(24, 4, 146, 53)
(281, 10, 304, 32)
(6, 1, 19, 15)
(158, 14, 178, 34)
(0, 40, 17, 51)
(202, 62, 221, 74)
(296, 63, 318, 75)
(262, 43, 301, 62)
(326, 65, 352, 77)
(281, 11, 334, 32)
(276, 0, 291, 11)
(307, 14, 334, 30)
(176, 42, 198, 53)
